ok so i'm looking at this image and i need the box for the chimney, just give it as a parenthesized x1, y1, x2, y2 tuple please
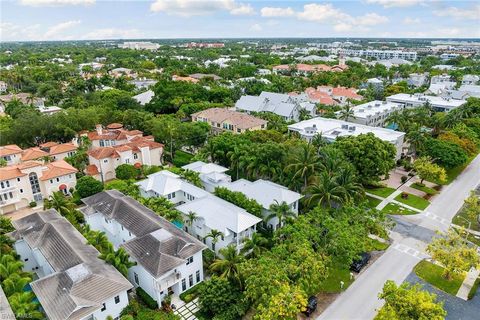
(96, 124, 102, 135)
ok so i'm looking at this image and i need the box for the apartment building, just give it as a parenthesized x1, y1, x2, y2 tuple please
(346, 100, 404, 127)
(288, 117, 405, 159)
(386, 93, 466, 112)
(118, 41, 160, 50)
(81, 190, 206, 306)
(0, 160, 77, 214)
(9, 209, 132, 320)
(192, 108, 267, 135)
(338, 49, 417, 61)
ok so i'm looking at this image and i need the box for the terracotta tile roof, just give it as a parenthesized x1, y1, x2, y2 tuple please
(306, 91, 336, 105)
(48, 143, 77, 155)
(39, 142, 58, 148)
(172, 75, 199, 83)
(0, 166, 26, 181)
(113, 145, 132, 153)
(0, 145, 23, 157)
(332, 86, 363, 100)
(21, 148, 49, 161)
(39, 160, 78, 181)
(106, 123, 123, 130)
(18, 161, 43, 169)
(192, 108, 268, 130)
(88, 147, 119, 160)
(126, 130, 143, 135)
(85, 164, 99, 176)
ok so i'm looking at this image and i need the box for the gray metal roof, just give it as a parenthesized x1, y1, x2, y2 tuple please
(10, 209, 132, 320)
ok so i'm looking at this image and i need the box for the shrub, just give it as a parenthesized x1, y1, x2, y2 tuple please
(423, 138, 468, 169)
(401, 176, 408, 183)
(136, 287, 158, 309)
(214, 187, 263, 218)
(116, 164, 140, 180)
(179, 282, 205, 303)
(29, 201, 37, 207)
(76, 176, 104, 198)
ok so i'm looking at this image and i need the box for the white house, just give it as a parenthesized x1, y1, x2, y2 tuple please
(462, 75, 480, 85)
(9, 209, 132, 320)
(386, 93, 466, 112)
(81, 190, 206, 306)
(408, 73, 429, 88)
(133, 90, 155, 106)
(137, 171, 262, 254)
(182, 161, 231, 192)
(346, 100, 404, 127)
(288, 117, 406, 160)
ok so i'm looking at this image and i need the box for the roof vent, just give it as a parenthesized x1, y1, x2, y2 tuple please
(348, 126, 356, 131)
(341, 124, 349, 130)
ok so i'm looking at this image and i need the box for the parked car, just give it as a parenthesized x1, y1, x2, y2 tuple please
(350, 252, 371, 273)
(303, 296, 318, 317)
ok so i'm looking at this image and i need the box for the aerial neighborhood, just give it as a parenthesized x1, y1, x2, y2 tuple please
(1, 1, 480, 320)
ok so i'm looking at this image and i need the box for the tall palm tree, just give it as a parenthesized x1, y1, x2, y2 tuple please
(185, 211, 199, 230)
(227, 146, 244, 180)
(241, 233, 268, 258)
(334, 166, 364, 203)
(305, 171, 345, 208)
(101, 248, 136, 277)
(8, 292, 43, 320)
(209, 245, 244, 289)
(338, 103, 356, 122)
(266, 200, 296, 229)
(2, 273, 32, 296)
(43, 191, 72, 216)
(0, 255, 24, 281)
(205, 229, 224, 254)
(285, 144, 320, 190)
(86, 230, 113, 253)
(406, 124, 426, 158)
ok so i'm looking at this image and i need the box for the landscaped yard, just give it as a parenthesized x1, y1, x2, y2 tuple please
(365, 196, 382, 208)
(172, 150, 194, 167)
(452, 207, 480, 231)
(366, 186, 396, 198)
(365, 238, 390, 251)
(414, 260, 465, 295)
(411, 182, 438, 196)
(381, 202, 418, 215)
(318, 263, 354, 293)
(395, 193, 430, 210)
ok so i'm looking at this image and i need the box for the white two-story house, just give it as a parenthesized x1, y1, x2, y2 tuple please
(9, 209, 132, 320)
(80, 190, 206, 306)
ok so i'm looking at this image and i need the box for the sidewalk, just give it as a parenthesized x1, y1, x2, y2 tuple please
(174, 298, 200, 320)
(456, 268, 480, 300)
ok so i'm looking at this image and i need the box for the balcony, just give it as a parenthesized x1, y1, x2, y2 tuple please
(155, 272, 181, 292)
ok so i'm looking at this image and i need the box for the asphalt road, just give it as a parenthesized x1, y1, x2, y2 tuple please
(318, 154, 480, 320)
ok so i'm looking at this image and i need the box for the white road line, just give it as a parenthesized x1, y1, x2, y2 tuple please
(393, 243, 428, 259)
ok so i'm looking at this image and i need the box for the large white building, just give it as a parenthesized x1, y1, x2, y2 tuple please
(9, 209, 132, 320)
(137, 171, 262, 254)
(81, 190, 206, 306)
(338, 49, 417, 61)
(118, 41, 160, 50)
(386, 93, 466, 112)
(288, 117, 405, 159)
(346, 100, 404, 127)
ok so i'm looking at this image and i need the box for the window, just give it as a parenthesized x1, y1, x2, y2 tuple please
(114, 295, 120, 304)
(189, 274, 193, 287)
(196, 270, 200, 283)
(0, 182, 3, 188)
(237, 128, 241, 133)
(24, 258, 29, 262)
(17, 178, 20, 182)
(133, 153, 138, 160)
(125, 158, 130, 164)
(186, 256, 193, 265)
(134, 272, 139, 285)
(9, 192, 13, 199)
(5, 181, 9, 187)
(50, 180, 53, 184)
(101, 303, 106, 312)
(172, 192, 176, 199)
(182, 279, 186, 291)
(100, 140, 105, 147)
(103, 159, 108, 163)
(56, 178, 60, 182)
(20, 189, 23, 193)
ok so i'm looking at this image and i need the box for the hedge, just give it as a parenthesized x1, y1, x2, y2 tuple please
(136, 287, 158, 309)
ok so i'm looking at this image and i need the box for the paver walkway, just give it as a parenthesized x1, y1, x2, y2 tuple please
(174, 298, 199, 320)
(457, 268, 480, 300)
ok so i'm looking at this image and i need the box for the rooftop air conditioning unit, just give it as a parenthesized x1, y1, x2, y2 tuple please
(341, 124, 349, 130)
(375, 103, 380, 107)
(348, 126, 356, 131)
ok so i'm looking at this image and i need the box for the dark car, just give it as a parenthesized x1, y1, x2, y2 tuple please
(303, 296, 318, 317)
(350, 252, 371, 273)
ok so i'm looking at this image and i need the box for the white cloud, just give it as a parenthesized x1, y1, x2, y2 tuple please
(403, 17, 421, 24)
(44, 20, 81, 39)
(20, 0, 95, 6)
(249, 23, 262, 32)
(150, 0, 254, 16)
(260, 7, 295, 17)
(1, 22, 42, 41)
(365, 0, 423, 8)
(433, 5, 480, 20)
(356, 13, 389, 26)
(297, 3, 351, 23)
(82, 28, 144, 40)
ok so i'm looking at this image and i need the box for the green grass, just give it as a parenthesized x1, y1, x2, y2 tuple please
(318, 263, 355, 293)
(414, 260, 465, 295)
(411, 183, 438, 196)
(394, 193, 430, 210)
(365, 238, 390, 251)
(365, 196, 382, 208)
(468, 277, 480, 300)
(366, 186, 396, 198)
(172, 150, 194, 167)
(452, 207, 480, 231)
(105, 179, 125, 189)
(381, 202, 418, 215)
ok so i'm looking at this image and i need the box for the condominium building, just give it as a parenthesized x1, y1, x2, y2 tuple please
(191, 108, 267, 135)
(81, 190, 206, 306)
(9, 209, 132, 320)
(118, 41, 160, 50)
(338, 49, 417, 61)
(386, 93, 467, 112)
(346, 100, 404, 127)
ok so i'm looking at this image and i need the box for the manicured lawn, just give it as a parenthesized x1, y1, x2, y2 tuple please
(318, 264, 354, 293)
(366, 186, 396, 198)
(365, 196, 382, 208)
(414, 260, 464, 296)
(365, 238, 389, 251)
(411, 182, 438, 196)
(105, 179, 125, 189)
(172, 150, 194, 167)
(381, 202, 418, 215)
(395, 193, 430, 210)
(452, 207, 480, 231)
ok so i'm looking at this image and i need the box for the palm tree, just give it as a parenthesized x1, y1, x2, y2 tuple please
(209, 245, 244, 289)
(101, 247, 136, 277)
(43, 191, 72, 216)
(2, 273, 32, 296)
(338, 103, 356, 122)
(205, 229, 224, 254)
(241, 233, 268, 258)
(266, 200, 296, 229)
(185, 211, 199, 230)
(0, 255, 24, 281)
(285, 144, 320, 190)
(164, 209, 183, 223)
(227, 146, 244, 180)
(335, 166, 364, 203)
(305, 171, 345, 208)
(406, 124, 426, 158)
(86, 230, 113, 253)
(8, 292, 43, 319)
(318, 147, 345, 176)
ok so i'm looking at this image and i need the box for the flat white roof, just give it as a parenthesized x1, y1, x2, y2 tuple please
(288, 117, 405, 143)
(182, 161, 229, 174)
(350, 100, 403, 119)
(386, 93, 466, 108)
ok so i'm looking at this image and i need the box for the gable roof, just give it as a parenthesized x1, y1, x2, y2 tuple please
(21, 147, 49, 161)
(39, 160, 78, 181)
(0, 144, 22, 157)
(192, 108, 267, 130)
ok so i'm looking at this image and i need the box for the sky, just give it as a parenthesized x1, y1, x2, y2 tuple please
(1, 0, 479, 41)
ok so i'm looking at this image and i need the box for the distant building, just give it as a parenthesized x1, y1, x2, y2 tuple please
(288, 117, 405, 159)
(133, 90, 154, 105)
(408, 73, 429, 88)
(339, 49, 417, 61)
(440, 53, 460, 60)
(305, 86, 363, 106)
(129, 78, 157, 90)
(386, 93, 466, 112)
(172, 75, 199, 83)
(9, 209, 132, 320)
(191, 108, 267, 135)
(272, 63, 347, 75)
(119, 41, 160, 50)
(110, 68, 137, 79)
(185, 42, 224, 48)
(189, 73, 222, 81)
(462, 75, 480, 85)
